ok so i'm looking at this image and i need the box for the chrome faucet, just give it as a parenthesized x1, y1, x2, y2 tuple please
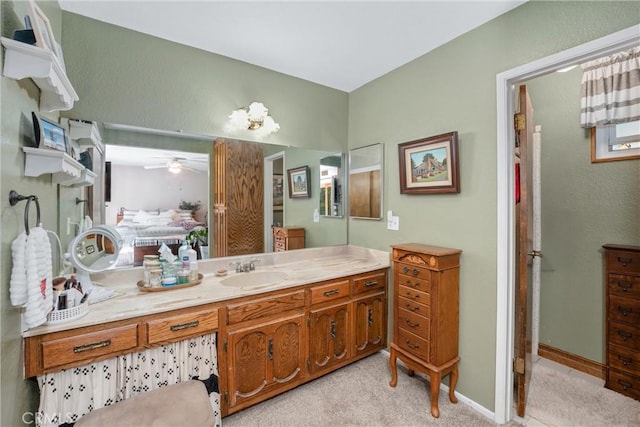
(229, 259, 260, 273)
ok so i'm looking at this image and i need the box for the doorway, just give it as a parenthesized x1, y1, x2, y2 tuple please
(264, 151, 285, 252)
(494, 25, 640, 423)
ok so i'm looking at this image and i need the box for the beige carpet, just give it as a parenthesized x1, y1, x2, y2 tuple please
(222, 352, 504, 427)
(527, 359, 640, 427)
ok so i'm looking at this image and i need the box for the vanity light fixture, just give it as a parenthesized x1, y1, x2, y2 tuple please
(227, 101, 280, 135)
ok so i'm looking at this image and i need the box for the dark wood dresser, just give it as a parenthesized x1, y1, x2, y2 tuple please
(388, 243, 462, 418)
(603, 243, 640, 401)
(273, 226, 305, 252)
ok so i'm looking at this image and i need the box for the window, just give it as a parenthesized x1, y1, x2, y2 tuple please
(591, 120, 640, 162)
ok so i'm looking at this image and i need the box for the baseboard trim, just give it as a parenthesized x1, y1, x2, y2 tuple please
(379, 350, 496, 422)
(537, 344, 606, 380)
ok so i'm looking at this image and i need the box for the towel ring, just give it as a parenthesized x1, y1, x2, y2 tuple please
(9, 190, 41, 235)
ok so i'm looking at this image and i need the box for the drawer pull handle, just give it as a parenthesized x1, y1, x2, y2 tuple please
(405, 279, 420, 287)
(323, 289, 340, 297)
(363, 280, 378, 287)
(617, 281, 633, 292)
(617, 355, 633, 366)
(405, 318, 419, 328)
(330, 320, 336, 339)
(170, 320, 199, 331)
(617, 257, 633, 267)
(74, 339, 111, 353)
(405, 291, 419, 299)
(368, 308, 373, 326)
(268, 339, 273, 361)
(617, 379, 633, 390)
(412, 269, 419, 277)
(618, 330, 632, 341)
(405, 303, 420, 312)
(403, 267, 409, 274)
(617, 306, 633, 317)
(405, 339, 420, 349)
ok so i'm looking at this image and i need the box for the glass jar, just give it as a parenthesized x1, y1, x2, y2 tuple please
(149, 269, 163, 287)
(143, 259, 161, 286)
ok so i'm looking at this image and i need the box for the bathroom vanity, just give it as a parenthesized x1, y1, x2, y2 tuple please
(22, 245, 390, 417)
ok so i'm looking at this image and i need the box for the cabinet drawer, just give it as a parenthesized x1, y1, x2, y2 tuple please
(398, 274, 430, 293)
(42, 324, 138, 370)
(146, 309, 218, 345)
(398, 285, 430, 306)
(609, 345, 640, 376)
(607, 369, 640, 400)
(397, 307, 430, 339)
(397, 328, 429, 361)
(608, 274, 640, 300)
(608, 321, 640, 351)
(397, 263, 430, 280)
(310, 280, 351, 305)
(227, 290, 305, 324)
(609, 295, 640, 325)
(398, 296, 430, 318)
(607, 250, 640, 274)
(353, 271, 386, 294)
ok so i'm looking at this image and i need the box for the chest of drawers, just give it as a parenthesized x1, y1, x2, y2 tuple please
(389, 243, 462, 418)
(603, 244, 640, 401)
(272, 226, 305, 252)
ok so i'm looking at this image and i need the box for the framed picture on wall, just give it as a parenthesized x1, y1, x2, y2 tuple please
(398, 131, 460, 194)
(28, 1, 57, 55)
(32, 112, 67, 152)
(287, 165, 311, 198)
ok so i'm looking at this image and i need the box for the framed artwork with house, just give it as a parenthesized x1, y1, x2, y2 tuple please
(398, 131, 460, 194)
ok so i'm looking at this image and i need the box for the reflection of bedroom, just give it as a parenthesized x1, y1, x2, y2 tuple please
(105, 144, 209, 267)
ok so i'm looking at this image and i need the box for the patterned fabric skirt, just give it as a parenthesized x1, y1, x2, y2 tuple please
(36, 333, 220, 427)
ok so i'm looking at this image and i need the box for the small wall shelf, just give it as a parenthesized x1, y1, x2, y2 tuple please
(1, 37, 78, 112)
(61, 118, 104, 154)
(23, 147, 83, 184)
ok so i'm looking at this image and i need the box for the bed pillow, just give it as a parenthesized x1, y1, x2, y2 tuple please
(133, 210, 160, 223)
(172, 210, 194, 221)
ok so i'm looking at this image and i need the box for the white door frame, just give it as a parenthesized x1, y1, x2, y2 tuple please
(494, 25, 640, 424)
(264, 151, 285, 252)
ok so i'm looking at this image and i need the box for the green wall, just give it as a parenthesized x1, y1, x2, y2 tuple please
(526, 69, 640, 362)
(1, 3, 66, 426)
(347, 0, 639, 411)
(61, 13, 349, 153)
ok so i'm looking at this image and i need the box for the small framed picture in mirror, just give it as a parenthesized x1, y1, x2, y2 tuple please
(287, 165, 311, 198)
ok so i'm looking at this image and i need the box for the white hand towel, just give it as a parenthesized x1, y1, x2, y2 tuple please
(23, 227, 53, 329)
(10, 232, 28, 306)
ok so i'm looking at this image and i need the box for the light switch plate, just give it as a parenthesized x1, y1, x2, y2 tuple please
(387, 215, 400, 231)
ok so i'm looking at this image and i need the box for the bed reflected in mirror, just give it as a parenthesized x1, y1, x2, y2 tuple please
(88, 124, 348, 268)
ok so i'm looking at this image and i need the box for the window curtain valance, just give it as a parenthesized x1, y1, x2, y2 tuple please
(580, 46, 640, 128)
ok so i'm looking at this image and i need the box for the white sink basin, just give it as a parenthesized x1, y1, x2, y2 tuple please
(220, 271, 288, 290)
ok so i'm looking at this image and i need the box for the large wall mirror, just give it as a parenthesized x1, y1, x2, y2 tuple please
(349, 143, 383, 220)
(319, 154, 344, 218)
(79, 123, 347, 269)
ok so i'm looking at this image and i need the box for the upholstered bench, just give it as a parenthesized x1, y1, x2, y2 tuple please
(75, 380, 215, 427)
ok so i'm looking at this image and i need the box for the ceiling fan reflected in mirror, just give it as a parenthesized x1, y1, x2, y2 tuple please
(144, 157, 204, 174)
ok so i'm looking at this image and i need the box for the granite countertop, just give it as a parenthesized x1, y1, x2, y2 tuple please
(24, 245, 390, 337)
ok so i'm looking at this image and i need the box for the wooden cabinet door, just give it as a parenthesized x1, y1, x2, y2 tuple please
(227, 313, 305, 410)
(309, 301, 351, 375)
(353, 292, 386, 358)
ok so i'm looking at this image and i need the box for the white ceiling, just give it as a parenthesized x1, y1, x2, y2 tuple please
(58, 0, 527, 92)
